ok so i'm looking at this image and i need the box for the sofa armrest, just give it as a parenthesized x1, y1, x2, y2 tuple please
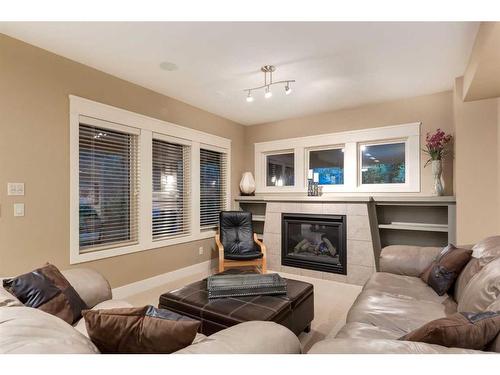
(174, 321, 301, 354)
(62, 268, 112, 308)
(379, 245, 442, 277)
(308, 338, 487, 354)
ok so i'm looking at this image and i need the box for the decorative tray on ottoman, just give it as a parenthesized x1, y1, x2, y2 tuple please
(207, 273, 287, 299)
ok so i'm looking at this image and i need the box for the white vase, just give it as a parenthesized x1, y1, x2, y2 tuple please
(431, 160, 444, 196)
(239, 172, 256, 195)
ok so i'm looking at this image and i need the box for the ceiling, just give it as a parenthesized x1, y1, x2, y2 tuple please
(0, 22, 479, 125)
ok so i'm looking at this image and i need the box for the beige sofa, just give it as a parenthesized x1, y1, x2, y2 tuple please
(0, 268, 301, 354)
(309, 237, 500, 354)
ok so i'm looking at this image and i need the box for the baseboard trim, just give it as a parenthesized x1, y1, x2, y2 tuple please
(112, 259, 217, 300)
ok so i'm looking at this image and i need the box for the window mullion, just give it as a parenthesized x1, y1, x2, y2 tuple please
(343, 142, 358, 190)
(191, 142, 201, 236)
(140, 130, 153, 248)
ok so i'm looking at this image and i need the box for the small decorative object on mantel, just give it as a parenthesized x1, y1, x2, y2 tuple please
(239, 171, 256, 196)
(307, 169, 323, 196)
(422, 129, 452, 196)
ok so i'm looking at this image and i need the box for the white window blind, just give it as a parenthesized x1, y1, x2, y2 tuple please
(79, 122, 139, 252)
(152, 138, 191, 240)
(200, 148, 227, 230)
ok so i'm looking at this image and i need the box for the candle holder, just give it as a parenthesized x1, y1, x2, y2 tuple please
(307, 179, 322, 196)
(307, 178, 314, 196)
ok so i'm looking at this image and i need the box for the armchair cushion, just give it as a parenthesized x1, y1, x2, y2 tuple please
(224, 252, 263, 260)
(220, 211, 260, 258)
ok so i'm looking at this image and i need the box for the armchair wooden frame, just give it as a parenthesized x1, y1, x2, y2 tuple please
(215, 233, 267, 274)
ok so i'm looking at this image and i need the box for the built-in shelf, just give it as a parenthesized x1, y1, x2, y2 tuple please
(378, 223, 449, 232)
(235, 201, 268, 241)
(374, 200, 455, 248)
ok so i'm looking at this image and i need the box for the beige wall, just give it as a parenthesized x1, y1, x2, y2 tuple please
(244, 91, 455, 196)
(463, 22, 500, 101)
(0, 34, 245, 287)
(453, 77, 499, 244)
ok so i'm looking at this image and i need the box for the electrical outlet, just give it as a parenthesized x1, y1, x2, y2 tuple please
(198, 246, 204, 255)
(14, 203, 25, 217)
(8, 183, 24, 196)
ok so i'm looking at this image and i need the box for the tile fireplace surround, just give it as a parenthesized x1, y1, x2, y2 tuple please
(264, 201, 376, 286)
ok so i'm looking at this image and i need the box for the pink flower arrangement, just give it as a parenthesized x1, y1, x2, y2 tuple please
(423, 129, 452, 167)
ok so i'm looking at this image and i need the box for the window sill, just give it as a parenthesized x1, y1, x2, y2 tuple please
(70, 230, 216, 264)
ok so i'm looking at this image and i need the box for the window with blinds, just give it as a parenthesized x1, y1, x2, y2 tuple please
(200, 148, 227, 230)
(79, 123, 139, 252)
(152, 139, 191, 240)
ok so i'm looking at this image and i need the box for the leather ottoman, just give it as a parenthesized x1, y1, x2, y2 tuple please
(158, 276, 314, 336)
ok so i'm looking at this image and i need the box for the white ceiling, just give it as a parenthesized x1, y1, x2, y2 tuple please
(0, 22, 479, 125)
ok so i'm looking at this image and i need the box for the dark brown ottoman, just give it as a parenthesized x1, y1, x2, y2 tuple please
(158, 276, 314, 336)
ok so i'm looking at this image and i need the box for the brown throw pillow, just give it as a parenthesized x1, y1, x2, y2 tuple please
(420, 244, 472, 296)
(400, 311, 500, 350)
(83, 305, 200, 354)
(3, 263, 87, 324)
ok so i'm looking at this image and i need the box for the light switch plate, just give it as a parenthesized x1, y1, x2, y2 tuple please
(8, 183, 25, 196)
(14, 203, 25, 217)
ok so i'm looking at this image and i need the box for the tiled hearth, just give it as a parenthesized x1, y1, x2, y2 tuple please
(263, 202, 376, 286)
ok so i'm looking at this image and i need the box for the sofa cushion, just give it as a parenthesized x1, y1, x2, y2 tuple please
(401, 311, 500, 350)
(335, 322, 401, 340)
(308, 338, 487, 354)
(458, 257, 500, 313)
(0, 286, 22, 307)
(419, 244, 472, 296)
(363, 272, 452, 304)
(62, 268, 112, 309)
(486, 298, 500, 352)
(3, 264, 88, 324)
(347, 274, 457, 335)
(471, 235, 500, 267)
(0, 306, 98, 354)
(379, 245, 442, 277)
(83, 305, 200, 354)
(454, 258, 482, 305)
(175, 321, 301, 354)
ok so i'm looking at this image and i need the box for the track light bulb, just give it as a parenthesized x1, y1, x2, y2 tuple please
(285, 83, 292, 95)
(246, 91, 254, 102)
(265, 86, 272, 99)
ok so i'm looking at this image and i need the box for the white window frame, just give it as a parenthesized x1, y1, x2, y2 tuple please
(199, 143, 232, 231)
(305, 144, 347, 193)
(262, 149, 297, 191)
(357, 138, 412, 192)
(151, 133, 193, 242)
(70, 95, 231, 264)
(254, 122, 420, 194)
(77, 116, 141, 255)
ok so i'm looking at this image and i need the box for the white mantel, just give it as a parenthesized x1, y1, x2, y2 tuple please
(235, 194, 456, 204)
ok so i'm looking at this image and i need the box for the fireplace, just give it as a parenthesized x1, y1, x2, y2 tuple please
(281, 213, 347, 274)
